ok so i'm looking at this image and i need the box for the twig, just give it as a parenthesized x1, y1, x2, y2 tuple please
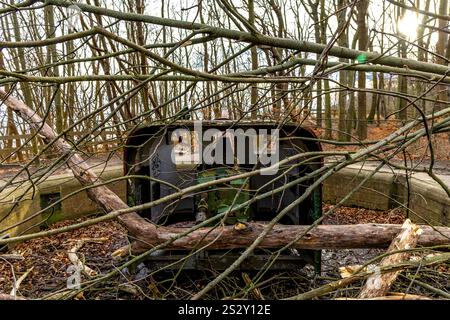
(242, 272, 264, 300)
(405, 275, 450, 299)
(10, 267, 33, 297)
(67, 237, 108, 277)
(285, 251, 450, 300)
(0, 254, 24, 261)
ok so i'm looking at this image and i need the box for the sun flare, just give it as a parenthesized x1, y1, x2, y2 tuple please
(398, 11, 419, 40)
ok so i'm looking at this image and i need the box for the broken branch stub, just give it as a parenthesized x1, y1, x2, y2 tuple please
(358, 219, 422, 299)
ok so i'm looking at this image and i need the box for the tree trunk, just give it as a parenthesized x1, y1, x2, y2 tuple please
(337, 0, 348, 141)
(44, 5, 63, 134)
(320, 0, 332, 138)
(310, 0, 322, 127)
(199, 0, 212, 120)
(397, 0, 408, 121)
(0, 50, 23, 162)
(356, 0, 368, 140)
(268, 0, 286, 121)
(8, 5, 40, 160)
(135, 0, 150, 115)
(416, 0, 431, 116)
(436, 0, 449, 108)
(249, 0, 258, 120)
(346, 29, 359, 140)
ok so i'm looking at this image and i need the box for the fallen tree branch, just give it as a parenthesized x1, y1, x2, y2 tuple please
(10, 267, 33, 297)
(0, 254, 24, 261)
(113, 222, 450, 252)
(67, 238, 108, 277)
(358, 219, 422, 298)
(404, 275, 450, 299)
(340, 253, 450, 279)
(285, 252, 450, 300)
(2, 89, 450, 257)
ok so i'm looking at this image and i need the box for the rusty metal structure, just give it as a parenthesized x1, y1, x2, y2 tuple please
(124, 121, 323, 271)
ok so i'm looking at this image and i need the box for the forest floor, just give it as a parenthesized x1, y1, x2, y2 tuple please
(1, 204, 448, 300)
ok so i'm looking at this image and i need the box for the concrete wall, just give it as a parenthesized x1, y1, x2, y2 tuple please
(396, 175, 450, 226)
(323, 165, 450, 227)
(38, 166, 126, 220)
(323, 167, 396, 211)
(0, 183, 42, 238)
(0, 165, 125, 238)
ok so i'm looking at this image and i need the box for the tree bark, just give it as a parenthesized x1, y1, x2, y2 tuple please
(356, 0, 368, 140)
(114, 222, 450, 254)
(249, 0, 258, 120)
(287, 251, 450, 300)
(436, 0, 449, 108)
(397, 0, 408, 121)
(337, 0, 348, 141)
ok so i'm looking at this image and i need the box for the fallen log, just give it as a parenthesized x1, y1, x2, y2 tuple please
(358, 219, 422, 298)
(116, 222, 450, 252)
